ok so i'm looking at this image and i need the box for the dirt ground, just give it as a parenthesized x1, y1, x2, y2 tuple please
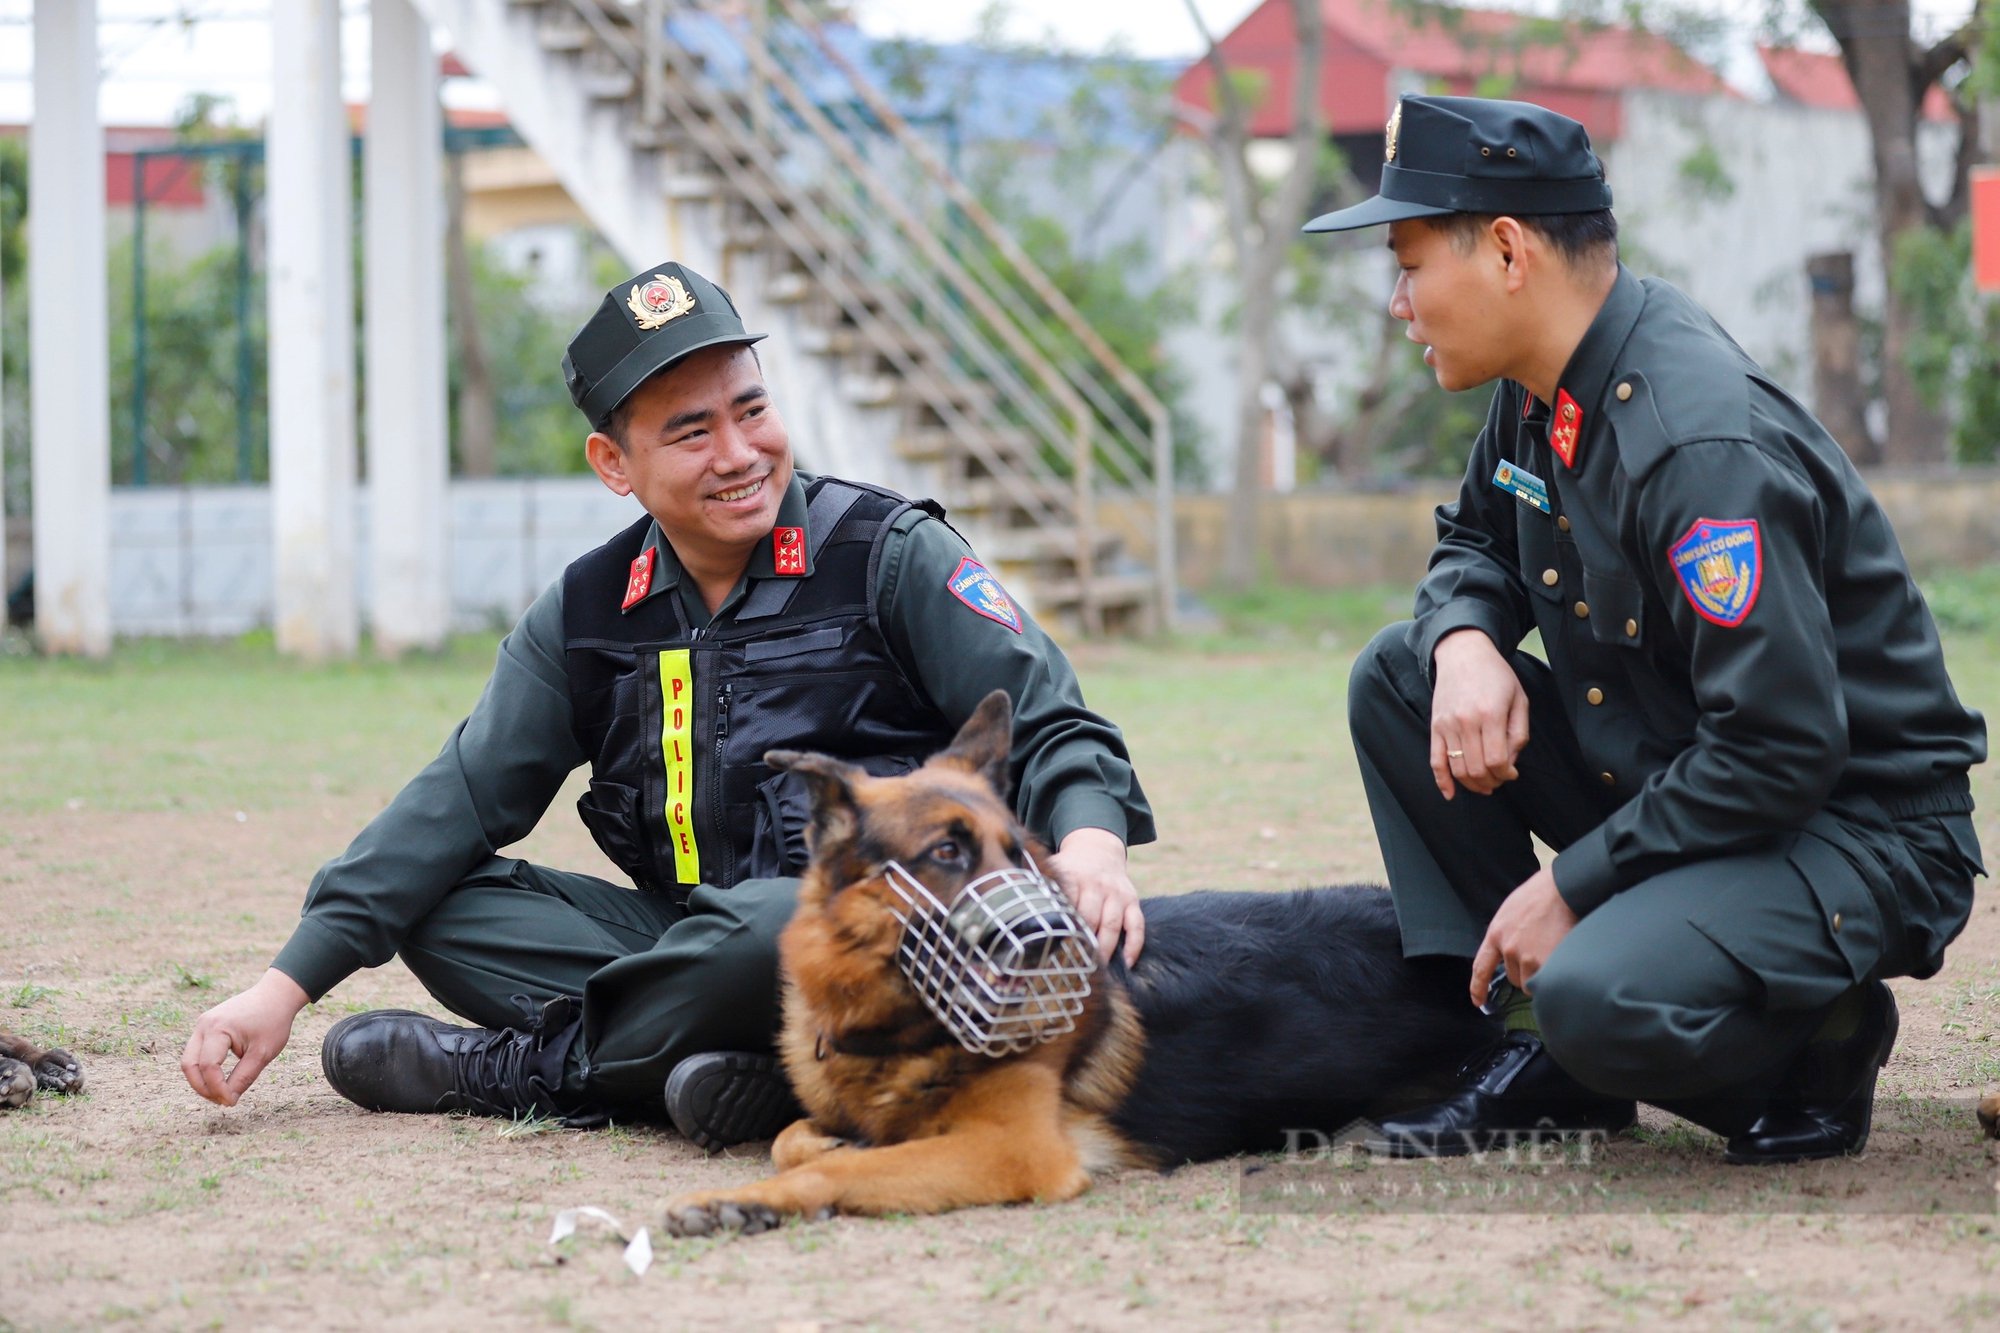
(2, 637, 1997, 1330)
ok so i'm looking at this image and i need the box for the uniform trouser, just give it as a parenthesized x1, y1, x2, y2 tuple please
(396, 858, 798, 1111)
(1347, 623, 1980, 1127)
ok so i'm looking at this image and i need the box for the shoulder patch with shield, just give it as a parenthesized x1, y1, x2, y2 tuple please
(1669, 518, 1762, 627)
(946, 557, 1023, 633)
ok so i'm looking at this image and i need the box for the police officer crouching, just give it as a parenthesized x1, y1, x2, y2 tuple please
(1311, 96, 1986, 1162)
(181, 263, 1154, 1147)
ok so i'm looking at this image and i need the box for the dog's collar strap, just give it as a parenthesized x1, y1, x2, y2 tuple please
(815, 1024, 958, 1060)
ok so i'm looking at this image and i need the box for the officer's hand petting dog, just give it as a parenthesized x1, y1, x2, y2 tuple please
(1044, 825, 1145, 966)
(1429, 627, 1530, 798)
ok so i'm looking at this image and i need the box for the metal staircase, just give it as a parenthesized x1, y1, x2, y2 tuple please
(418, 0, 1175, 634)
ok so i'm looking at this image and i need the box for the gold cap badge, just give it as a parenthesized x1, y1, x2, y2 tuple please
(1385, 101, 1402, 163)
(627, 273, 695, 331)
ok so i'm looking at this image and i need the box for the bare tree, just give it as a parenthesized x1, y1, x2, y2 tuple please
(1287, 307, 1413, 478)
(1812, 0, 1989, 466)
(444, 148, 497, 478)
(1178, 0, 1326, 589)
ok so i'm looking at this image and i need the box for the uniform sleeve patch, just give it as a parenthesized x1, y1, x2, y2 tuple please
(946, 557, 1023, 633)
(1668, 518, 1761, 627)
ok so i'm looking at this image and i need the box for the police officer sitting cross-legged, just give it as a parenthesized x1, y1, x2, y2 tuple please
(1308, 96, 1986, 1162)
(180, 263, 1154, 1148)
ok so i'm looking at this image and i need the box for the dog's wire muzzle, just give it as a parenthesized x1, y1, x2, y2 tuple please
(882, 859, 1095, 1058)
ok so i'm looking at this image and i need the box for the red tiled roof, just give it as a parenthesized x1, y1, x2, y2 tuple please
(1176, 0, 1731, 142)
(107, 152, 207, 208)
(1758, 45, 1955, 123)
(1335, 0, 1727, 94)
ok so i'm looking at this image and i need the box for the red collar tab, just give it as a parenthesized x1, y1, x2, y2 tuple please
(773, 526, 806, 577)
(1549, 389, 1583, 468)
(621, 548, 656, 610)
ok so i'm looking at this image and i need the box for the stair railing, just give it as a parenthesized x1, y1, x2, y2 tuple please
(567, 0, 1179, 629)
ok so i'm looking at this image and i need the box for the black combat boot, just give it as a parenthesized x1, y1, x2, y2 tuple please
(321, 995, 605, 1126)
(1725, 981, 1898, 1165)
(664, 1051, 801, 1151)
(1369, 1031, 1636, 1157)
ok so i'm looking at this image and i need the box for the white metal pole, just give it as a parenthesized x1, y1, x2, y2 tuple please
(268, 0, 359, 660)
(365, 0, 451, 655)
(29, 0, 112, 657)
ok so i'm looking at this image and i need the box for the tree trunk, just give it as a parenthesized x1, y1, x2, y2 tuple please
(1222, 301, 1272, 585)
(1820, 0, 1952, 465)
(444, 149, 497, 478)
(1183, 0, 1325, 589)
(1332, 311, 1403, 478)
(1806, 251, 1878, 464)
(1874, 262, 1945, 465)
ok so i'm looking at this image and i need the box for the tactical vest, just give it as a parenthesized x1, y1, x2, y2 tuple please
(561, 477, 958, 896)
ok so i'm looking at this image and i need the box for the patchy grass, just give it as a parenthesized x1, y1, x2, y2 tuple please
(0, 632, 502, 814)
(0, 580, 1996, 1328)
(1186, 582, 1415, 652)
(1922, 566, 2000, 638)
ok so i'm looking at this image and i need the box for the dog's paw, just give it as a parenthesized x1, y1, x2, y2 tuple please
(1979, 1090, 1999, 1140)
(662, 1193, 830, 1238)
(33, 1048, 84, 1095)
(770, 1121, 854, 1171)
(0, 1057, 33, 1109)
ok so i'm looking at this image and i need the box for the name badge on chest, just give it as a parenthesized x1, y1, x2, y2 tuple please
(1492, 460, 1551, 514)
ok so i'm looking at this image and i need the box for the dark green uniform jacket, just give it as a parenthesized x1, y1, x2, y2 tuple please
(1411, 267, 1985, 949)
(272, 472, 1154, 1002)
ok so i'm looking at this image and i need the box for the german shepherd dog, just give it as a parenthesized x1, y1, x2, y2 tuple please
(662, 692, 1495, 1235)
(0, 1032, 84, 1110)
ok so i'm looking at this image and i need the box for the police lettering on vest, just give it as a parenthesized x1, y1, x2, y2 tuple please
(562, 478, 958, 895)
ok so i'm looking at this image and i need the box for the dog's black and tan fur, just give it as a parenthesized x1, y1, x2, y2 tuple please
(0, 1032, 84, 1110)
(662, 692, 1494, 1234)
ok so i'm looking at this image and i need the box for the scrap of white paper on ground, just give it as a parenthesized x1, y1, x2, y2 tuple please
(548, 1206, 654, 1276)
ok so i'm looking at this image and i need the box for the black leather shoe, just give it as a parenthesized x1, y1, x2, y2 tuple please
(1370, 1032, 1636, 1158)
(665, 1051, 800, 1151)
(321, 996, 603, 1126)
(1724, 981, 1898, 1165)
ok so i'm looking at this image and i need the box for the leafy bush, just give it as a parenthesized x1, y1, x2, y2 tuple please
(1893, 221, 2000, 466)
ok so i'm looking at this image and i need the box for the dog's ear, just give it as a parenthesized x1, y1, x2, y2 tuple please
(766, 749, 863, 851)
(932, 689, 1013, 798)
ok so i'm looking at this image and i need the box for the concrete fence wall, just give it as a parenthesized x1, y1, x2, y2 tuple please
(2, 468, 1994, 638)
(27, 478, 644, 637)
(1101, 469, 2000, 593)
